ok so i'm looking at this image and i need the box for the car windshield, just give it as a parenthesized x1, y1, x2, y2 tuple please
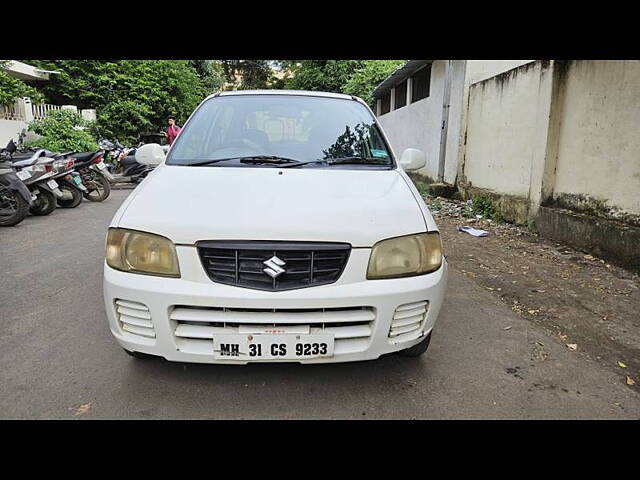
(166, 94, 394, 168)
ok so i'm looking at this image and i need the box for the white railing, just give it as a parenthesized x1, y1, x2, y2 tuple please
(31, 103, 62, 120)
(0, 102, 25, 121)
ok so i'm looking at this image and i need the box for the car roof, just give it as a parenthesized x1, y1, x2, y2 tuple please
(207, 89, 356, 101)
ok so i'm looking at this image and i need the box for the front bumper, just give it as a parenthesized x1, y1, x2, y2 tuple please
(103, 246, 448, 364)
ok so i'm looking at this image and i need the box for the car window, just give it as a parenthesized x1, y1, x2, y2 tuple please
(167, 95, 393, 167)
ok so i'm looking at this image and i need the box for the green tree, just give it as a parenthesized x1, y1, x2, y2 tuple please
(221, 60, 273, 90)
(26, 110, 98, 152)
(342, 60, 406, 108)
(22, 60, 209, 144)
(0, 61, 44, 106)
(189, 60, 224, 94)
(284, 60, 365, 93)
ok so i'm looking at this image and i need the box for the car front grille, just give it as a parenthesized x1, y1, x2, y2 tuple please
(169, 305, 375, 356)
(196, 241, 351, 291)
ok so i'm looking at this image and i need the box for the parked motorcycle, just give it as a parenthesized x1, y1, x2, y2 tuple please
(0, 143, 32, 226)
(1, 140, 66, 216)
(51, 150, 112, 202)
(99, 138, 155, 184)
(54, 166, 88, 209)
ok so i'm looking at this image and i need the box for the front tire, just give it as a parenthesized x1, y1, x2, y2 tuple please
(56, 180, 83, 208)
(398, 332, 432, 357)
(82, 171, 111, 202)
(29, 189, 57, 216)
(0, 187, 29, 226)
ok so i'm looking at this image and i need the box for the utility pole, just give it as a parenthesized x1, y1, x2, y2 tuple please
(437, 60, 453, 183)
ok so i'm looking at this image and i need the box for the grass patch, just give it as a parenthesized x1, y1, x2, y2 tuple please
(463, 196, 505, 222)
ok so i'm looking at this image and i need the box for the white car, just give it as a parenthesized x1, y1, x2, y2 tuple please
(103, 90, 448, 364)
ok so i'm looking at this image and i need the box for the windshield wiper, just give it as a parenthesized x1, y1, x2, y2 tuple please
(185, 158, 238, 166)
(185, 156, 302, 167)
(238, 156, 302, 165)
(280, 157, 391, 168)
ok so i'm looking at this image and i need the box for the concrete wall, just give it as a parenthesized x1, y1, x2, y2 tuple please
(461, 60, 640, 225)
(377, 61, 446, 181)
(551, 61, 640, 218)
(0, 118, 28, 146)
(462, 61, 552, 200)
(377, 60, 467, 184)
(377, 60, 535, 186)
(465, 60, 534, 85)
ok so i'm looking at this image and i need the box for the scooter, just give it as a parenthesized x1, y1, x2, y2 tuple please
(99, 138, 155, 184)
(50, 150, 111, 202)
(2, 139, 65, 217)
(0, 152, 32, 227)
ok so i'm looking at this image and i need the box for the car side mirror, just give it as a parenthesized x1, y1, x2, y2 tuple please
(399, 148, 426, 171)
(135, 143, 166, 166)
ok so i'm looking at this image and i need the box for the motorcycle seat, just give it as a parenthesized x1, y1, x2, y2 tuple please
(11, 150, 48, 167)
(120, 155, 139, 167)
(72, 152, 97, 163)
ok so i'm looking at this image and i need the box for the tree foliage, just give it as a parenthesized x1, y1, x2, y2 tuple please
(9, 59, 406, 147)
(26, 110, 98, 152)
(220, 60, 273, 90)
(342, 60, 406, 108)
(284, 60, 365, 94)
(189, 60, 225, 93)
(0, 61, 44, 106)
(278, 60, 405, 108)
(22, 60, 213, 144)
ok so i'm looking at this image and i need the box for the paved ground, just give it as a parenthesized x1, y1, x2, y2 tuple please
(1, 189, 639, 419)
(423, 194, 640, 393)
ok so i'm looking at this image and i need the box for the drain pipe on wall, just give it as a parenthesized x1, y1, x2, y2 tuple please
(437, 60, 453, 183)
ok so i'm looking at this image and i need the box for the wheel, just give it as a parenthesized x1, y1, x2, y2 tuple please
(56, 180, 83, 208)
(398, 332, 432, 357)
(0, 187, 29, 226)
(123, 348, 155, 360)
(29, 188, 57, 216)
(82, 171, 111, 202)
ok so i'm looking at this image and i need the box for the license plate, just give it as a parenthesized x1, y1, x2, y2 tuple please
(72, 176, 82, 185)
(213, 333, 334, 361)
(47, 179, 58, 189)
(17, 170, 31, 181)
(97, 162, 106, 170)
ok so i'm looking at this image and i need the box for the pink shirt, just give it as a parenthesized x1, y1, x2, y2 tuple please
(167, 125, 181, 145)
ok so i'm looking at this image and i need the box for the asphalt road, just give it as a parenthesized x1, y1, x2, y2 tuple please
(1, 189, 639, 419)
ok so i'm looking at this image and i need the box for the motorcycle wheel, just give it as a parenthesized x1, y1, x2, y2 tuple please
(0, 187, 29, 226)
(56, 180, 83, 208)
(82, 171, 111, 202)
(29, 189, 57, 216)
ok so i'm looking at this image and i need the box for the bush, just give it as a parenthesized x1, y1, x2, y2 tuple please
(26, 110, 98, 152)
(23, 60, 213, 144)
(463, 196, 504, 222)
(0, 61, 44, 106)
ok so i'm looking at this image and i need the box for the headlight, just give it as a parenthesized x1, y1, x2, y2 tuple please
(106, 228, 180, 277)
(367, 232, 443, 279)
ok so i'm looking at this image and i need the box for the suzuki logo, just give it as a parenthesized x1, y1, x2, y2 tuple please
(263, 255, 286, 279)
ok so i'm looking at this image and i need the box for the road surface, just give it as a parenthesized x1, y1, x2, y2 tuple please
(1, 189, 638, 419)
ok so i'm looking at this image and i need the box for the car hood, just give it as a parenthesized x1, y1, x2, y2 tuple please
(115, 165, 429, 247)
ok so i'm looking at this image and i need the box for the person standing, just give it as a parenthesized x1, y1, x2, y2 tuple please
(165, 115, 182, 145)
